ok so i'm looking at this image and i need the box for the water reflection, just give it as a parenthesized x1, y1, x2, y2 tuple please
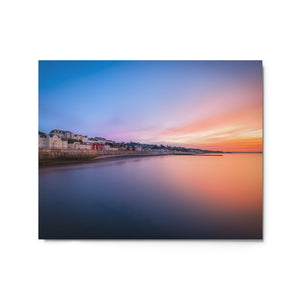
(39, 154, 262, 239)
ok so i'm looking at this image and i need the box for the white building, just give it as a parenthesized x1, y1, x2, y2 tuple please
(50, 129, 75, 139)
(75, 143, 90, 150)
(88, 138, 105, 144)
(47, 134, 67, 149)
(68, 142, 91, 150)
(74, 134, 84, 141)
(61, 138, 68, 149)
(39, 134, 47, 148)
(64, 131, 74, 139)
(49, 129, 65, 138)
(39, 133, 68, 149)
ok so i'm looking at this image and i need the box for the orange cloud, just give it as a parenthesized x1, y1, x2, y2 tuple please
(159, 101, 262, 152)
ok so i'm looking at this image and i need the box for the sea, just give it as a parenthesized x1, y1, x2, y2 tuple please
(39, 153, 263, 239)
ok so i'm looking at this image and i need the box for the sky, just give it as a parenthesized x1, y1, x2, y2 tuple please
(39, 61, 263, 152)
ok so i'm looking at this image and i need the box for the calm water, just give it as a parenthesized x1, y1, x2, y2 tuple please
(39, 154, 263, 239)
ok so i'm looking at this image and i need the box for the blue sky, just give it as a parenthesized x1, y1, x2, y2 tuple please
(39, 60, 262, 150)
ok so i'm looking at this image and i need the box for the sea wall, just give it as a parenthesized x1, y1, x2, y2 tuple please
(39, 149, 127, 160)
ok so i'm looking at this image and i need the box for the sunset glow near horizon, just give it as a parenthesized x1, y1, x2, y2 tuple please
(39, 61, 263, 152)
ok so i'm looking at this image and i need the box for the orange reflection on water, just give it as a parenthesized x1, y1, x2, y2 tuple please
(159, 154, 263, 215)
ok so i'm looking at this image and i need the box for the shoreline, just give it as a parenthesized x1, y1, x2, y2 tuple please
(39, 152, 169, 167)
(39, 152, 225, 168)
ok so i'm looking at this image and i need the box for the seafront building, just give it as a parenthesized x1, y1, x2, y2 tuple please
(49, 129, 64, 138)
(67, 142, 91, 150)
(39, 129, 113, 151)
(39, 129, 194, 153)
(50, 129, 85, 140)
(39, 133, 68, 149)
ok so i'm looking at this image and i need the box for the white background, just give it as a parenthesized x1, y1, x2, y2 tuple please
(1, 1, 300, 299)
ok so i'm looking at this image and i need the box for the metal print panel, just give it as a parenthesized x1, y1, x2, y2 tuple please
(39, 60, 263, 239)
